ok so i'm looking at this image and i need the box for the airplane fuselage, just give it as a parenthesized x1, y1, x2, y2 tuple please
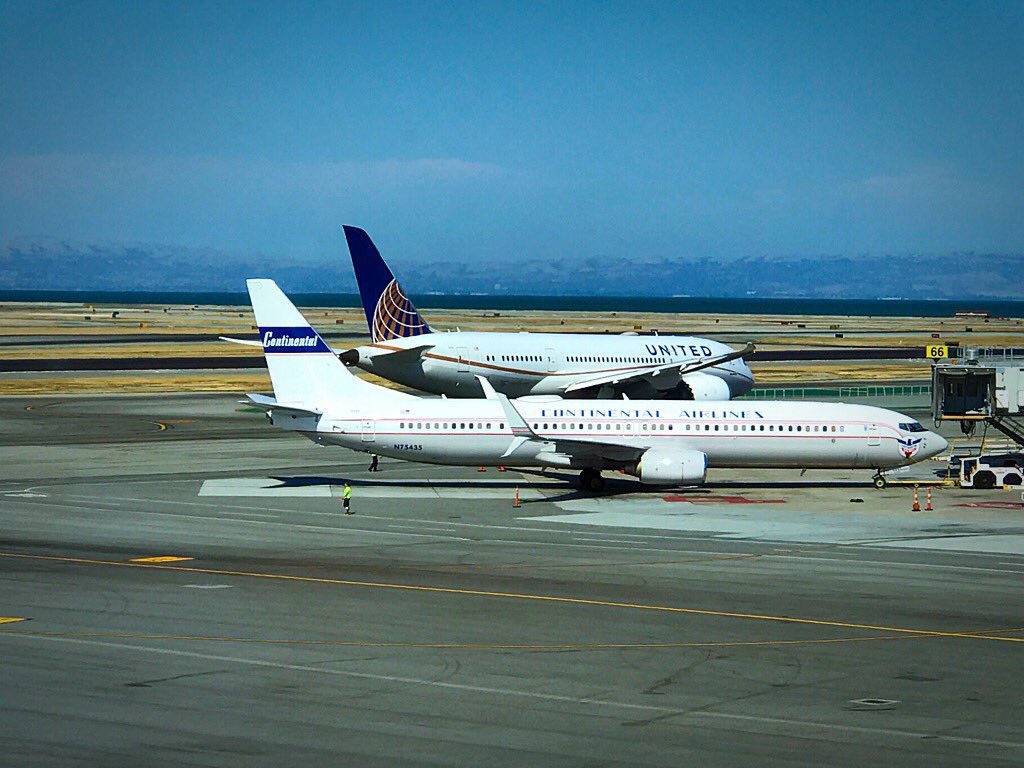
(292, 398, 943, 473)
(351, 332, 754, 400)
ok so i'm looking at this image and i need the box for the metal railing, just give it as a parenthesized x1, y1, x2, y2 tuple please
(960, 347, 1024, 362)
(743, 384, 931, 400)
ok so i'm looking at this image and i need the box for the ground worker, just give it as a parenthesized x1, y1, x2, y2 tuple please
(342, 482, 353, 514)
(368, 454, 379, 472)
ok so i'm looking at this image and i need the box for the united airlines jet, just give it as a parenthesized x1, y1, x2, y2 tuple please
(338, 226, 754, 400)
(245, 279, 946, 491)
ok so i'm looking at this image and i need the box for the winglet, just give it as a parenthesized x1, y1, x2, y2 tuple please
(476, 375, 538, 440)
(476, 374, 500, 400)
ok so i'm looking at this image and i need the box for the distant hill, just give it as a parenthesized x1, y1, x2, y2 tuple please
(1, 239, 1020, 299)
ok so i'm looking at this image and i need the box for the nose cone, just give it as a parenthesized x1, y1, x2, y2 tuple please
(926, 432, 949, 458)
(730, 359, 755, 397)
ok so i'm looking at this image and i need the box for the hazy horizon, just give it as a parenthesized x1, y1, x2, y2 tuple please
(2, 1, 1023, 272)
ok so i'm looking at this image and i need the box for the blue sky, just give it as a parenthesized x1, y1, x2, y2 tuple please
(1, 0, 1022, 265)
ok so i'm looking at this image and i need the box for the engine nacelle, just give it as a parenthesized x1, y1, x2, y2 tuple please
(338, 348, 362, 366)
(631, 448, 708, 486)
(678, 371, 731, 401)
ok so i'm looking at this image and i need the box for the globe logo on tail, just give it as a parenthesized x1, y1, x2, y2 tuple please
(372, 279, 429, 342)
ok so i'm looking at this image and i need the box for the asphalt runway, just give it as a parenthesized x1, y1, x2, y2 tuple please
(1, 395, 1023, 766)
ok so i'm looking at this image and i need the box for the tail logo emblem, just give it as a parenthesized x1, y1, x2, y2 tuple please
(259, 327, 331, 353)
(897, 437, 922, 458)
(372, 279, 429, 342)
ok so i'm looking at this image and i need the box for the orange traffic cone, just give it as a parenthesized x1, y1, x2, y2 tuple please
(478, 466, 486, 472)
(925, 487, 933, 511)
(513, 486, 521, 508)
(912, 484, 921, 512)
(498, 465, 506, 472)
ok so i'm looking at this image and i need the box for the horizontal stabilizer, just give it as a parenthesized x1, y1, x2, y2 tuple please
(220, 336, 264, 348)
(244, 393, 322, 418)
(372, 343, 435, 361)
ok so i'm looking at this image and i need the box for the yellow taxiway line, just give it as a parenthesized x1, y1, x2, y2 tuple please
(1, 551, 1021, 644)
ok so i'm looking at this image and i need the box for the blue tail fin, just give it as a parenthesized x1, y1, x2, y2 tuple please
(343, 226, 431, 343)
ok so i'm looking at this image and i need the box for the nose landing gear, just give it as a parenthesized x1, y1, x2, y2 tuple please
(579, 468, 606, 493)
(872, 473, 887, 489)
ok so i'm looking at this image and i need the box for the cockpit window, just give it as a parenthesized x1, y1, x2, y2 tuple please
(899, 422, 927, 433)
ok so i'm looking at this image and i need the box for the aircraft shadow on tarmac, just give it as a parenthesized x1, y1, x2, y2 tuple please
(265, 470, 876, 506)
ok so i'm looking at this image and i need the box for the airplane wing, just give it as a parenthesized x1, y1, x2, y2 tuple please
(243, 393, 322, 419)
(476, 376, 644, 463)
(368, 343, 435, 361)
(562, 342, 755, 395)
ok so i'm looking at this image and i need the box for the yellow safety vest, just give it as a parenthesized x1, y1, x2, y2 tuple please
(343, 486, 351, 500)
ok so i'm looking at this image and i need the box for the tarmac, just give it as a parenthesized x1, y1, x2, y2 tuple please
(1, 393, 1023, 767)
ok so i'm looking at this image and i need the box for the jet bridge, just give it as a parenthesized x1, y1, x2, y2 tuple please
(932, 348, 1024, 446)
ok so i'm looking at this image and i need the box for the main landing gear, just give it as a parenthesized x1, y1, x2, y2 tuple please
(872, 473, 887, 489)
(579, 468, 606, 493)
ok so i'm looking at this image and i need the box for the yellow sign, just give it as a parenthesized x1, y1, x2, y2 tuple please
(926, 345, 948, 359)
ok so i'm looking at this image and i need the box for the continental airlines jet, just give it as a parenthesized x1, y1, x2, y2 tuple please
(246, 279, 946, 491)
(338, 226, 754, 400)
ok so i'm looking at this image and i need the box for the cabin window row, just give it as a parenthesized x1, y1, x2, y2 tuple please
(527, 423, 847, 433)
(398, 422, 506, 430)
(567, 356, 667, 364)
(394, 422, 848, 433)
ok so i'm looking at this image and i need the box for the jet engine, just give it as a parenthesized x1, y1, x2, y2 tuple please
(674, 372, 731, 401)
(629, 448, 708, 486)
(338, 348, 362, 366)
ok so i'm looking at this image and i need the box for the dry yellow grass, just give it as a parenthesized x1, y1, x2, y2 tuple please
(0, 370, 411, 396)
(0, 342, 267, 360)
(750, 364, 932, 383)
(1, 300, 1019, 395)
(0, 373, 273, 395)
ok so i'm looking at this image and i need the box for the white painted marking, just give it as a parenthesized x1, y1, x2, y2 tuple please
(199, 478, 333, 498)
(218, 510, 282, 520)
(869, 535, 1024, 555)
(198, 477, 551, 500)
(4, 492, 48, 498)
(572, 537, 651, 545)
(182, 584, 233, 590)
(388, 524, 457, 534)
(11, 497, 472, 542)
(7, 634, 1024, 751)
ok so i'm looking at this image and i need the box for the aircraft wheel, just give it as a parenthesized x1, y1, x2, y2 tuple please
(579, 468, 605, 493)
(872, 475, 887, 490)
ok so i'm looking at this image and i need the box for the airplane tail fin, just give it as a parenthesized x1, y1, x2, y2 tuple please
(343, 225, 431, 343)
(246, 279, 407, 412)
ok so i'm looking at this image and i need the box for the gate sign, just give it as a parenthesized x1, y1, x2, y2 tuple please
(926, 345, 948, 359)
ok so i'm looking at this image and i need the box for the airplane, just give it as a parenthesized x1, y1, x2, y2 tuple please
(244, 278, 948, 492)
(337, 226, 755, 401)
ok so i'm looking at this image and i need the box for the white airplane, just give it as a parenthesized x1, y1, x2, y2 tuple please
(337, 226, 755, 400)
(245, 279, 947, 491)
